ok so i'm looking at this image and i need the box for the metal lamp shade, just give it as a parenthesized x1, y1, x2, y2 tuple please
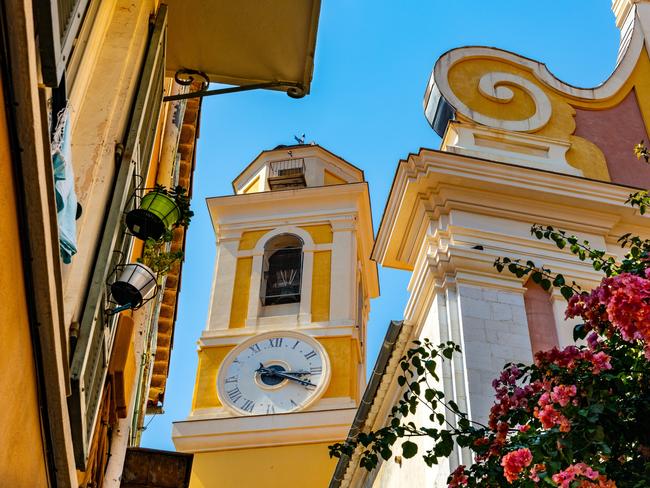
(125, 191, 181, 241)
(110, 263, 157, 308)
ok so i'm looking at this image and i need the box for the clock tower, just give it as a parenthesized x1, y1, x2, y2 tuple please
(172, 144, 378, 487)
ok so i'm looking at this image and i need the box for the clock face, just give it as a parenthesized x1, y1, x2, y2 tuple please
(216, 331, 331, 416)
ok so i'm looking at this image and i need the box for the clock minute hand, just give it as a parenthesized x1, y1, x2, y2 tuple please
(282, 370, 310, 376)
(272, 371, 317, 388)
(255, 364, 315, 387)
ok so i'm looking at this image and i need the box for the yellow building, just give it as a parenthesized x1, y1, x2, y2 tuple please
(0, 1, 322, 486)
(172, 144, 379, 487)
(331, 1, 650, 486)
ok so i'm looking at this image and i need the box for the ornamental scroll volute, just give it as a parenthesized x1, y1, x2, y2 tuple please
(425, 49, 611, 181)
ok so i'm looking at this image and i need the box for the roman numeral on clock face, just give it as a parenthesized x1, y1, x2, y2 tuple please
(227, 387, 242, 403)
(225, 376, 238, 384)
(304, 350, 317, 360)
(241, 399, 255, 413)
(310, 366, 322, 375)
(249, 343, 261, 354)
(269, 337, 283, 348)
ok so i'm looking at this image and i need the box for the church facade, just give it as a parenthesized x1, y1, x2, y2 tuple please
(332, 1, 650, 486)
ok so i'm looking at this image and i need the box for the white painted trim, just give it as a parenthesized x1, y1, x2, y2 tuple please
(443, 122, 580, 176)
(299, 250, 314, 323)
(199, 325, 358, 347)
(173, 408, 356, 453)
(237, 242, 331, 257)
(206, 240, 240, 331)
(246, 254, 264, 324)
(251, 225, 315, 253)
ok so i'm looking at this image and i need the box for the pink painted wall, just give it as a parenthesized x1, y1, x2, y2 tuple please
(523, 281, 559, 354)
(574, 89, 650, 189)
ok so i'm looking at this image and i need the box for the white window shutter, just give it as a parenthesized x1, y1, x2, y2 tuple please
(68, 5, 167, 469)
(35, 0, 92, 87)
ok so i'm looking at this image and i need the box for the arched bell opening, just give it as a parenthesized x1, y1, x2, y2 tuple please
(261, 234, 304, 306)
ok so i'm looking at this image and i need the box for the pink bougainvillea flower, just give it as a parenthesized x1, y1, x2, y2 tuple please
(447, 465, 468, 487)
(566, 273, 650, 355)
(501, 448, 533, 483)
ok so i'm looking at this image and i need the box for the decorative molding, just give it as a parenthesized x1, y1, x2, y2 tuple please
(424, 12, 645, 131)
(473, 71, 552, 132)
(373, 148, 648, 269)
(443, 122, 579, 176)
(199, 324, 358, 347)
(173, 408, 356, 453)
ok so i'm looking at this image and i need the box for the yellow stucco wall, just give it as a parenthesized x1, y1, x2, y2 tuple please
(0, 81, 48, 486)
(193, 345, 233, 409)
(242, 175, 261, 194)
(311, 250, 331, 322)
(229, 257, 253, 328)
(190, 442, 337, 488)
(324, 169, 347, 186)
(320, 336, 359, 400)
(301, 224, 333, 244)
(239, 229, 268, 250)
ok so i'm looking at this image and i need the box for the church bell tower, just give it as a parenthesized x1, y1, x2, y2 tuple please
(173, 144, 378, 487)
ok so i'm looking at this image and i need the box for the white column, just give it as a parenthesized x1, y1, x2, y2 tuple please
(455, 278, 532, 427)
(206, 237, 240, 330)
(245, 253, 264, 327)
(298, 250, 314, 325)
(550, 290, 580, 348)
(329, 218, 357, 323)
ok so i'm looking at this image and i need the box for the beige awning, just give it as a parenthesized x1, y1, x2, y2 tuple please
(166, 0, 321, 96)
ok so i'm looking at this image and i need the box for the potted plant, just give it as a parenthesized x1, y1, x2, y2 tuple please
(125, 184, 193, 241)
(109, 239, 183, 310)
(137, 238, 184, 277)
(110, 262, 157, 308)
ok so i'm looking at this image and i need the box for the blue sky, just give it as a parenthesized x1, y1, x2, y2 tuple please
(142, 0, 618, 450)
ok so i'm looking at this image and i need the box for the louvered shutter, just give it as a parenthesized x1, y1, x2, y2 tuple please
(68, 6, 167, 469)
(35, 0, 91, 87)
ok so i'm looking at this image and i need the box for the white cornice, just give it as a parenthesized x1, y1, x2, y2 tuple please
(172, 407, 356, 453)
(373, 149, 649, 270)
(199, 324, 358, 347)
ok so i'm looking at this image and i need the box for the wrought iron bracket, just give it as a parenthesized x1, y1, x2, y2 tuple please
(163, 68, 306, 102)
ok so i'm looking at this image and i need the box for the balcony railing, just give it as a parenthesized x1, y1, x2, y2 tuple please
(268, 158, 307, 190)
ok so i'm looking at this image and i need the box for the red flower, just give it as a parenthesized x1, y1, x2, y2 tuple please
(447, 465, 468, 487)
(500, 448, 533, 483)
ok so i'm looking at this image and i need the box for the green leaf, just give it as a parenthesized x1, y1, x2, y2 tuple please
(561, 286, 574, 300)
(552, 275, 565, 286)
(573, 323, 587, 341)
(402, 441, 418, 459)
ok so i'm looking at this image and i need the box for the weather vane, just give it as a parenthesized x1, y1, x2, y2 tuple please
(294, 133, 306, 144)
